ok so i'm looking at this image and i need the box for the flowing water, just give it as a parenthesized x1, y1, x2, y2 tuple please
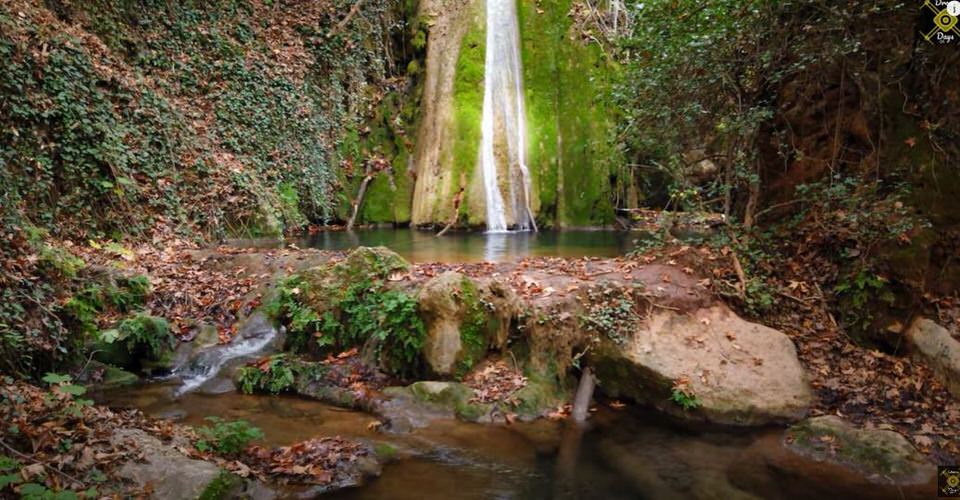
(171, 313, 279, 396)
(96, 387, 934, 499)
(480, 0, 535, 232)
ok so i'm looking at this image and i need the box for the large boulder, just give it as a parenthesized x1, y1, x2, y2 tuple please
(906, 317, 960, 397)
(300, 246, 410, 311)
(111, 429, 242, 499)
(591, 305, 813, 425)
(783, 416, 933, 485)
(418, 272, 519, 377)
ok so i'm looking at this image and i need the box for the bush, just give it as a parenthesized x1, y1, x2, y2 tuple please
(98, 314, 174, 362)
(236, 355, 298, 395)
(195, 417, 263, 455)
(267, 274, 425, 379)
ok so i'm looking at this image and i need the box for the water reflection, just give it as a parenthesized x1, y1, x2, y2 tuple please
(293, 228, 631, 263)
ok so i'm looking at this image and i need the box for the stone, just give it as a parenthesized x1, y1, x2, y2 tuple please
(98, 364, 138, 389)
(111, 429, 236, 499)
(418, 273, 469, 375)
(906, 317, 960, 397)
(784, 416, 932, 485)
(591, 305, 813, 426)
(418, 272, 520, 377)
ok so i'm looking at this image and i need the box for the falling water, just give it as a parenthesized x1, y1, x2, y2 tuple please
(480, 0, 537, 232)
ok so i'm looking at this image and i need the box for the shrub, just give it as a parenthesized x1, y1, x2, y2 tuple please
(195, 417, 263, 455)
(98, 314, 174, 361)
(236, 355, 298, 395)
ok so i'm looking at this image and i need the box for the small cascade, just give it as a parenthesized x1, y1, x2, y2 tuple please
(173, 313, 278, 396)
(480, 0, 536, 232)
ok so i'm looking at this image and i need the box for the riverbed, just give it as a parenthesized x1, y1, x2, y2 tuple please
(96, 383, 933, 499)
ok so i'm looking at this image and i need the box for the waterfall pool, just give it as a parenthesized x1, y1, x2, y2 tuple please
(277, 228, 633, 263)
(96, 385, 934, 499)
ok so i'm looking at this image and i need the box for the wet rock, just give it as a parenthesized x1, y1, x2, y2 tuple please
(381, 381, 495, 427)
(906, 317, 960, 397)
(419, 273, 472, 375)
(418, 273, 518, 377)
(784, 416, 933, 485)
(81, 361, 139, 390)
(111, 429, 239, 499)
(198, 376, 237, 395)
(591, 305, 812, 426)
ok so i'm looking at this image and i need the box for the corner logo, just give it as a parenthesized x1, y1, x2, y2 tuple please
(923, 0, 960, 44)
(941, 466, 960, 497)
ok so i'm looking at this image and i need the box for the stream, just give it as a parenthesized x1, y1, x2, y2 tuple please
(96, 384, 932, 499)
(97, 230, 934, 499)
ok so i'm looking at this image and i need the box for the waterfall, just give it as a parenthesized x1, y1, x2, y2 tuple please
(480, 0, 537, 233)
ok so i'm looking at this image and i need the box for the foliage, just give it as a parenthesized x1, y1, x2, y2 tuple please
(669, 387, 702, 411)
(194, 417, 263, 455)
(331, 281, 425, 378)
(581, 284, 642, 344)
(0, 228, 81, 378)
(267, 272, 425, 379)
(236, 354, 298, 395)
(613, 0, 914, 221)
(98, 314, 174, 362)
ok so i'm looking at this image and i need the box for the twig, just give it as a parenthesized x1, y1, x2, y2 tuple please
(0, 438, 83, 488)
(327, 0, 365, 39)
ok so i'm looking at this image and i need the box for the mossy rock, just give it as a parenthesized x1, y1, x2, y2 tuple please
(407, 381, 494, 422)
(418, 273, 520, 378)
(512, 376, 565, 420)
(410, 380, 473, 406)
(785, 416, 932, 485)
(198, 471, 244, 500)
(92, 314, 177, 373)
(299, 246, 410, 312)
(80, 361, 139, 390)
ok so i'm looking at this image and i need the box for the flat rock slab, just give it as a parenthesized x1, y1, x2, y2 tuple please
(111, 429, 231, 499)
(593, 305, 813, 425)
(906, 317, 960, 398)
(784, 416, 933, 485)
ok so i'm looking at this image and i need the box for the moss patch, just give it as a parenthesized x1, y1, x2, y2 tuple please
(197, 471, 242, 500)
(450, 6, 487, 226)
(518, 0, 619, 227)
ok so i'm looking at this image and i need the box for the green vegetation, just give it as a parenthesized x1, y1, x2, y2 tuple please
(669, 387, 702, 411)
(194, 417, 263, 455)
(96, 314, 175, 368)
(236, 354, 299, 395)
(519, 0, 619, 227)
(581, 284, 642, 345)
(455, 280, 490, 378)
(266, 249, 424, 378)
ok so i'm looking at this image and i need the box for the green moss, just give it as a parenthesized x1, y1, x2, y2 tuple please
(513, 371, 565, 418)
(449, 6, 487, 226)
(374, 443, 399, 460)
(198, 471, 241, 500)
(455, 278, 488, 378)
(517, 0, 619, 227)
(278, 182, 307, 229)
(786, 417, 924, 480)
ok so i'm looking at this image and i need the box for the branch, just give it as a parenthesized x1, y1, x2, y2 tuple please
(327, 0, 365, 39)
(0, 438, 84, 488)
